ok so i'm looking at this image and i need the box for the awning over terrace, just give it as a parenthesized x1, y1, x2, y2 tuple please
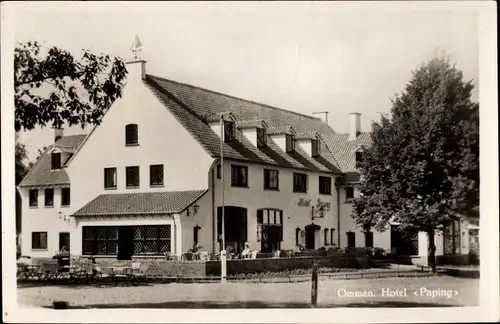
(72, 190, 207, 217)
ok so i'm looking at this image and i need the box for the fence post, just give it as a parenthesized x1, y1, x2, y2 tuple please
(311, 260, 318, 308)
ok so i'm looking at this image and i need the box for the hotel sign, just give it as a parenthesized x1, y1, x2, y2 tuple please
(298, 198, 312, 207)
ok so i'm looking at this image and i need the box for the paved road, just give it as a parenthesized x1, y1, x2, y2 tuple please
(18, 276, 478, 308)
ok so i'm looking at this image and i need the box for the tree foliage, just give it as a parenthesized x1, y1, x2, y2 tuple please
(15, 41, 128, 132)
(352, 56, 479, 270)
(15, 138, 30, 185)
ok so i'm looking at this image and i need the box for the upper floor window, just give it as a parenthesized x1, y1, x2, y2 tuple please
(355, 151, 363, 164)
(293, 173, 308, 193)
(231, 165, 248, 187)
(319, 176, 332, 195)
(150, 164, 164, 186)
(257, 128, 267, 148)
(104, 167, 117, 189)
(264, 169, 279, 190)
(223, 121, 235, 143)
(216, 164, 221, 179)
(346, 187, 354, 200)
(125, 124, 139, 146)
(29, 189, 38, 207)
(61, 187, 71, 206)
(312, 139, 321, 157)
(126, 166, 140, 188)
(51, 153, 62, 170)
(44, 188, 54, 207)
(285, 134, 295, 153)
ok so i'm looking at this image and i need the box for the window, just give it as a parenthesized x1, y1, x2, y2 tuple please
(257, 128, 267, 148)
(150, 165, 164, 186)
(319, 176, 332, 195)
(104, 167, 117, 189)
(82, 226, 171, 255)
(216, 164, 221, 179)
(257, 209, 283, 253)
(285, 134, 295, 153)
(223, 121, 235, 142)
(231, 165, 248, 187)
(51, 153, 62, 170)
(355, 151, 363, 164)
(330, 228, 335, 245)
(126, 166, 140, 187)
(264, 169, 279, 190)
(347, 232, 356, 248)
(324, 228, 329, 245)
(312, 139, 321, 157)
(364, 231, 374, 248)
(125, 124, 139, 145)
(82, 227, 119, 255)
(29, 189, 38, 207)
(444, 220, 461, 255)
(44, 188, 54, 207)
(134, 226, 172, 254)
(293, 173, 308, 193)
(346, 187, 354, 199)
(193, 226, 201, 245)
(32, 232, 47, 250)
(295, 227, 301, 246)
(61, 188, 70, 206)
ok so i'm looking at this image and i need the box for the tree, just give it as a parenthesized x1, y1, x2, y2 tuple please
(15, 41, 128, 132)
(15, 137, 30, 185)
(352, 56, 479, 273)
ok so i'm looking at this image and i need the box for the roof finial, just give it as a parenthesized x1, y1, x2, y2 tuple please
(131, 35, 143, 60)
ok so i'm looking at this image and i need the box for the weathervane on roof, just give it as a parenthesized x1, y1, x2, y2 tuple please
(131, 35, 143, 60)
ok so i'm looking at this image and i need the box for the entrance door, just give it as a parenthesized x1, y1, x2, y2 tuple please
(59, 232, 70, 251)
(117, 227, 134, 260)
(305, 226, 316, 250)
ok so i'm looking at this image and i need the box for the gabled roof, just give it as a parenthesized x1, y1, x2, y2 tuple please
(267, 125, 296, 136)
(18, 134, 87, 187)
(295, 131, 320, 140)
(145, 75, 341, 174)
(72, 190, 207, 216)
(322, 132, 372, 173)
(236, 119, 268, 129)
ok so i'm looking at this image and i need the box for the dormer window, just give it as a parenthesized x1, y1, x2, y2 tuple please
(355, 151, 363, 163)
(286, 134, 295, 153)
(257, 128, 267, 148)
(312, 139, 321, 157)
(125, 124, 139, 146)
(223, 120, 235, 143)
(51, 153, 62, 170)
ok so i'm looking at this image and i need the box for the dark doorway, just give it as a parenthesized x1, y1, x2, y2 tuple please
(305, 224, 320, 250)
(390, 225, 418, 255)
(118, 227, 134, 260)
(217, 206, 247, 254)
(59, 232, 70, 251)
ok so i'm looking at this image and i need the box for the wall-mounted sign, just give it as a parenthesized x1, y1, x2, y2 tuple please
(316, 198, 331, 212)
(298, 198, 312, 207)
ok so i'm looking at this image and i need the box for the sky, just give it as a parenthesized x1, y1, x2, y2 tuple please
(8, 2, 480, 162)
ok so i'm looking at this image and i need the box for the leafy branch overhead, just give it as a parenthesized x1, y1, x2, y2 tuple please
(14, 41, 128, 132)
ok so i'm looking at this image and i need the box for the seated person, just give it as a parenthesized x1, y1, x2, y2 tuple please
(241, 243, 251, 259)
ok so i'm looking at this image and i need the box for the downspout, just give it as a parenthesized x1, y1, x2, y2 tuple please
(336, 176, 341, 247)
(209, 158, 220, 254)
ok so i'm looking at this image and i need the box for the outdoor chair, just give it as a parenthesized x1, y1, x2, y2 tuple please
(127, 262, 149, 285)
(250, 251, 258, 259)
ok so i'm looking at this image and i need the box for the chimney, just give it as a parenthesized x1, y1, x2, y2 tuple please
(52, 127, 64, 142)
(349, 113, 361, 141)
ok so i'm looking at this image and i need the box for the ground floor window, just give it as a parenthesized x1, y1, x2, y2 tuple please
(443, 220, 461, 255)
(346, 231, 355, 248)
(257, 209, 283, 253)
(32, 232, 47, 250)
(82, 225, 171, 257)
(364, 231, 374, 248)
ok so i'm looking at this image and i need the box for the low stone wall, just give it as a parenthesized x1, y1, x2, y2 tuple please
(80, 257, 206, 278)
(205, 255, 370, 276)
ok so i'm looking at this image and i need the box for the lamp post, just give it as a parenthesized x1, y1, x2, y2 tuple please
(220, 115, 227, 283)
